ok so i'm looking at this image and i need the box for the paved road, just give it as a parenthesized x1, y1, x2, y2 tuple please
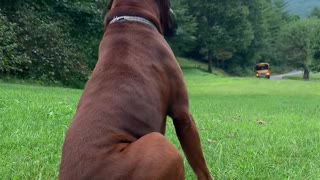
(270, 70, 303, 80)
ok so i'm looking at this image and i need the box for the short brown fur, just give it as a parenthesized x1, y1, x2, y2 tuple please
(59, 0, 212, 179)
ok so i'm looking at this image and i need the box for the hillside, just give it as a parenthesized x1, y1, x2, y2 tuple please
(286, 0, 320, 17)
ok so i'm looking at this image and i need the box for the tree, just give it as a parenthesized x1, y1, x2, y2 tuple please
(167, 0, 198, 57)
(14, 6, 90, 87)
(0, 0, 103, 87)
(0, 9, 30, 78)
(278, 18, 320, 80)
(210, 0, 292, 75)
(237, 0, 271, 68)
(309, 7, 320, 18)
(263, 0, 291, 66)
(187, 0, 254, 73)
(310, 18, 320, 72)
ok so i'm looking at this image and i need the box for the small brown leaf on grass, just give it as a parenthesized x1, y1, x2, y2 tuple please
(256, 120, 267, 125)
(207, 139, 216, 144)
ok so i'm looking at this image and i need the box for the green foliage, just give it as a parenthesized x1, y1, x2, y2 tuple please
(278, 18, 320, 73)
(15, 7, 90, 87)
(310, 19, 320, 72)
(0, 10, 30, 76)
(309, 7, 320, 18)
(167, 0, 198, 56)
(235, 0, 274, 70)
(179, 0, 295, 75)
(202, 0, 293, 76)
(189, 0, 254, 59)
(266, 0, 292, 64)
(0, 1, 103, 88)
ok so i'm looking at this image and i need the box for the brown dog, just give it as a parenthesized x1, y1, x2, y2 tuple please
(59, 0, 212, 179)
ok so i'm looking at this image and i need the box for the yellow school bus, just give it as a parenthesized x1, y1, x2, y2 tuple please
(255, 63, 270, 79)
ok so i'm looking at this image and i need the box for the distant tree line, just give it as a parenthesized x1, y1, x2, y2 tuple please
(1, 0, 320, 88)
(169, 0, 320, 78)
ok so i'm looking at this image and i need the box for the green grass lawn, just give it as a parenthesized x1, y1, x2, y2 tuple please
(177, 57, 227, 77)
(1, 69, 320, 179)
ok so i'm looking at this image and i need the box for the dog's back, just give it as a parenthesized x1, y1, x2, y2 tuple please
(59, 0, 211, 179)
(59, 1, 183, 179)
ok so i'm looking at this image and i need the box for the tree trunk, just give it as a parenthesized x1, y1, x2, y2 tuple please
(303, 68, 310, 80)
(221, 60, 225, 70)
(208, 49, 213, 73)
(2, 69, 10, 80)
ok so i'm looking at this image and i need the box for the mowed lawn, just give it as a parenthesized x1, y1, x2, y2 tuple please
(1, 70, 320, 179)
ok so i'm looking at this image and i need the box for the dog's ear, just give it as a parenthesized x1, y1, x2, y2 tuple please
(160, 0, 178, 37)
(107, 0, 114, 9)
(166, 8, 178, 37)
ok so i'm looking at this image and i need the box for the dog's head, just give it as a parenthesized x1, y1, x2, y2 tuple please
(106, 0, 177, 37)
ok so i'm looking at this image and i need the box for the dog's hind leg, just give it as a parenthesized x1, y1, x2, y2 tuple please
(120, 132, 185, 180)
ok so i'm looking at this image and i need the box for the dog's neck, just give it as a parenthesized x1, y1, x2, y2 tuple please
(109, 16, 158, 32)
